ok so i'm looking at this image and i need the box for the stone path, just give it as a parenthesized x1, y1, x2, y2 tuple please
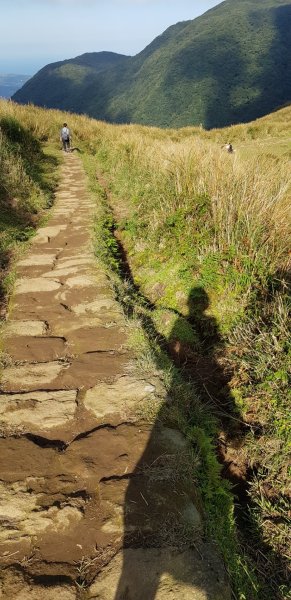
(0, 154, 230, 599)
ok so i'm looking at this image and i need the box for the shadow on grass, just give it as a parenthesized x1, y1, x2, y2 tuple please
(110, 233, 290, 598)
(111, 275, 236, 599)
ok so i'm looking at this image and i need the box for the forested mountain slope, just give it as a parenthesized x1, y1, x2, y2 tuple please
(13, 52, 129, 112)
(13, 0, 291, 127)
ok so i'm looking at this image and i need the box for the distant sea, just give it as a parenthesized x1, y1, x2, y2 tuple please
(0, 74, 31, 99)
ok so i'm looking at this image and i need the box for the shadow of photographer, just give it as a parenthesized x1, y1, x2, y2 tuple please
(110, 285, 232, 600)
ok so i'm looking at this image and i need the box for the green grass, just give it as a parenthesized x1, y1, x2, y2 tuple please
(0, 113, 61, 304)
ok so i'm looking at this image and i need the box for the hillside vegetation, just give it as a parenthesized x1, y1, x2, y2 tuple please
(0, 98, 290, 599)
(13, 0, 291, 128)
(0, 105, 59, 305)
(12, 52, 128, 113)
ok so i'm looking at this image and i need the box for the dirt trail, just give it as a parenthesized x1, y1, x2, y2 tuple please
(0, 155, 230, 599)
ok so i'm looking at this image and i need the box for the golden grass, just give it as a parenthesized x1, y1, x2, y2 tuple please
(1, 96, 289, 315)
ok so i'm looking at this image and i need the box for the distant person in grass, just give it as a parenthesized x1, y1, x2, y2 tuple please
(60, 123, 71, 152)
(222, 142, 234, 153)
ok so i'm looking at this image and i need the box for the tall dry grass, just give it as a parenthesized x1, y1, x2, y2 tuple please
(0, 128, 46, 214)
(1, 97, 289, 291)
(88, 126, 290, 278)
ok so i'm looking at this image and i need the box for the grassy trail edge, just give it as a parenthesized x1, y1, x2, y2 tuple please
(82, 153, 260, 600)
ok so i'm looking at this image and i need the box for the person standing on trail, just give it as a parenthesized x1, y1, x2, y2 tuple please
(60, 122, 71, 152)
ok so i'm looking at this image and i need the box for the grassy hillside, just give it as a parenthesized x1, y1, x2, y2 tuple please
(0, 98, 290, 599)
(0, 102, 59, 306)
(14, 0, 291, 128)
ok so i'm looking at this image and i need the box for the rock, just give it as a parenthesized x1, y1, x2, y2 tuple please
(84, 375, 156, 420)
(0, 390, 77, 430)
(1, 362, 66, 392)
(3, 320, 47, 337)
(15, 278, 61, 294)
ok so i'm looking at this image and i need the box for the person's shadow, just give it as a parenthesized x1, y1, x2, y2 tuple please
(111, 286, 232, 600)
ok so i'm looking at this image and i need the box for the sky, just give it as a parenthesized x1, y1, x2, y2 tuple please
(0, 0, 222, 75)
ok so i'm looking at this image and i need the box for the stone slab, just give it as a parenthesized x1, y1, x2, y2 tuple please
(1, 361, 65, 392)
(15, 278, 61, 294)
(33, 225, 67, 244)
(17, 255, 56, 267)
(84, 375, 156, 420)
(4, 337, 66, 362)
(71, 298, 121, 316)
(0, 390, 77, 429)
(65, 275, 96, 288)
(66, 326, 126, 354)
(54, 352, 129, 389)
(3, 321, 47, 337)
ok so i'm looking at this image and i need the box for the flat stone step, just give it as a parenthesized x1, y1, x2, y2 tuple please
(4, 336, 67, 362)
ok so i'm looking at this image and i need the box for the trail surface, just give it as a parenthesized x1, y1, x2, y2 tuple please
(0, 155, 230, 599)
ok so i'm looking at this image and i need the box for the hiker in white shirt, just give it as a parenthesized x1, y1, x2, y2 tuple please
(60, 122, 71, 152)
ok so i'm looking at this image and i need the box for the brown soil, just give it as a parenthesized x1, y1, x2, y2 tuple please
(0, 155, 231, 599)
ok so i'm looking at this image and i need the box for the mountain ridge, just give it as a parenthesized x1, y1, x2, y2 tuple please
(13, 0, 291, 128)
(13, 52, 129, 111)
